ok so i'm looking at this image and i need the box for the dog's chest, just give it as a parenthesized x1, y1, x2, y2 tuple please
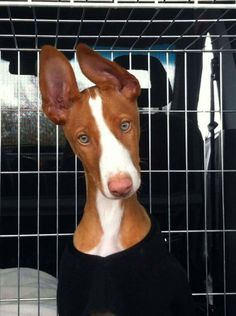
(88, 190, 124, 257)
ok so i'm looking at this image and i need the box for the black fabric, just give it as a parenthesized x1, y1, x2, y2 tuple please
(57, 218, 195, 316)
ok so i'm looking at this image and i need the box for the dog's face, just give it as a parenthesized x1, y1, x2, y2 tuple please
(63, 86, 141, 199)
(39, 44, 141, 200)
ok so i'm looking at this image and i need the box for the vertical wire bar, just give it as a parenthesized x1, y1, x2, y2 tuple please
(147, 51, 152, 214)
(111, 50, 115, 71)
(0, 51, 2, 217)
(128, 50, 131, 74)
(203, 136, 210, 316)
(35, 12, 40, 311)
(56, 125, 59, 279)
(17, 50, 21, 316)
(73, 52, 78, 228)
(55, 6, 61, 283)
(166, 51, 171, 251)
(36, 50, 41, 316)
(33, 8, 38, 50)
(202, 52, 210, 313)
(75, 152, 78, 229)
(184, 51, 190, 278)
(219, 51, 227, 316)
(203, 52, 209, 313)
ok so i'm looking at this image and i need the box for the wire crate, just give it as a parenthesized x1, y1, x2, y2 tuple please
(0, 1, 236, 315)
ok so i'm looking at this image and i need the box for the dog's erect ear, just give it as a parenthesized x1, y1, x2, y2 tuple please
(76, 44, 140, 100)
(39, 45, 79, 125)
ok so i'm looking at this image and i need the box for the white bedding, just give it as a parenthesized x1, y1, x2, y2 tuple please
(0, 268, 57, 316)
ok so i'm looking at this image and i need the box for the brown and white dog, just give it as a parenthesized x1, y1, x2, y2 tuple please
(39, 45, 194, 316)
(39, 44, 150, 258)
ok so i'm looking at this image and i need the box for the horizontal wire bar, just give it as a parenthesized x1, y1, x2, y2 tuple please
(1, 293, 236, 303)
(0, 233, 73, 238)
(3, 108, 236, 114)
(0, 18, 236, 23)
(192, 292, 236, 296)
(1, 293, 236, 304)
(0, 297, 56, 303)
(1, 1, 236, 10)
(1, 229, 236, 239)
(2, 170, 236, 175)
(1, 47, 236, 53)
(1, 34, 236, 40)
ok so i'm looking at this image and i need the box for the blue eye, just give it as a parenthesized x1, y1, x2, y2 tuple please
(120, 121, 131, 132)
(78, 134, 90, 144)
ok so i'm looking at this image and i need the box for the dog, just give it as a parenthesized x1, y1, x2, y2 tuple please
(39, 44, 195, 316)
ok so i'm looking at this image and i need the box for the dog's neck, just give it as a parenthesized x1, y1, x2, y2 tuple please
(73, 175, 150, 257)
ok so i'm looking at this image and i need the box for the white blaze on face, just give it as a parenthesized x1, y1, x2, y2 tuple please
(88, 93, 140, 199)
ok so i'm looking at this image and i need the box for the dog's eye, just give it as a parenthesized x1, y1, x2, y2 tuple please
(78, 134, 90, 144)
(120, 121, 131, 132)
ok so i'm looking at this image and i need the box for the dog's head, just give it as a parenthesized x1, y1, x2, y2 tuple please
(39, 44, 141, 199)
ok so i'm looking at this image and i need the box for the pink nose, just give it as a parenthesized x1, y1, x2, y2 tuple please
(108, 175, 133, 198)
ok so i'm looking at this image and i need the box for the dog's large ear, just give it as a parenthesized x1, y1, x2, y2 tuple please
(39, 45, 79, 125)
(76, 44, 140, 100)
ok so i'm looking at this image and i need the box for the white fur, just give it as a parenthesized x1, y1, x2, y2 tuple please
(88, 190, 124, 257)
(87, 92, 140, 257)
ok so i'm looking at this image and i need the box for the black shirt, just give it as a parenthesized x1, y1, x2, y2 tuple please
(57, 218, 195, 316)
